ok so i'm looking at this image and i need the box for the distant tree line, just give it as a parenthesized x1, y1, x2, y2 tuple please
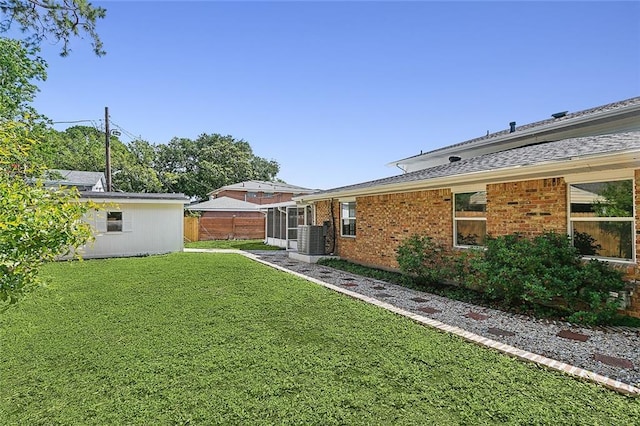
(35, 126, 281, 201)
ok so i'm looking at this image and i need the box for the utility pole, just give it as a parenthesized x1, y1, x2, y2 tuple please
(105, 106, 112, 191)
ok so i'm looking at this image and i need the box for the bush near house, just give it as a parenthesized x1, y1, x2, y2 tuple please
(396, 232, 627, 325)
(395, 235, 448, 285)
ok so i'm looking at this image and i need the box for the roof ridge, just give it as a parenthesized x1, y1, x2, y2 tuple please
(418, 96, 640, 158)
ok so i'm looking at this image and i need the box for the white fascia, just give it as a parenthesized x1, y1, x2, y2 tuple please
(297, 150, 640, 203)
(388, 103, 640, 170)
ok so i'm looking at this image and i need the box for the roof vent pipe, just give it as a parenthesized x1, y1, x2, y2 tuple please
(509, 121, 516, 133)
(449, 156, 461, 163)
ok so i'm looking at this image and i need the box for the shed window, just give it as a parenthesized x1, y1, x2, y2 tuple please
(569, 180, 634, 261)
(454, 191, 486, 246)
(341, 202, 356, 237)
(107, 211, 123, 232)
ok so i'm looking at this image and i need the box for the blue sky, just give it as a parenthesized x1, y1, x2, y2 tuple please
(30, 1, 640, 190)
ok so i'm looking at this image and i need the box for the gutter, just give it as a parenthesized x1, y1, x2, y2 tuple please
(296, 150, 640, 203)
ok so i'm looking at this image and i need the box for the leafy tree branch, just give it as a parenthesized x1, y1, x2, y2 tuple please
(0, 0, 106, 56)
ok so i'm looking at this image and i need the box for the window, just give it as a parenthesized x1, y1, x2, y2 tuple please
(246, 192, 258, 198)
(569, 180, 634, 261)
(263, 192, 274, 198)
(107, 211, 123, 232)
(341, 201, 356, 237)
(454, 191, 486, 246)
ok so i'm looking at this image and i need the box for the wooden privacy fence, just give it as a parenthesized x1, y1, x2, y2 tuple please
(184, 216, 199, 242)
(184, 216, 265, 241)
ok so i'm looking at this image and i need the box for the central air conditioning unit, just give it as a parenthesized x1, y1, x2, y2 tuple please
(297, 225, 325, 255)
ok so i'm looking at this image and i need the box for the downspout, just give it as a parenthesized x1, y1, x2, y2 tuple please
(330, 198, 336, 255)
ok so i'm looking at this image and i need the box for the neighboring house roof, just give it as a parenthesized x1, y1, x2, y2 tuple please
(258, 200, 299, 209)
(297, 131, 640, 201)
(390, 96, 640, 172)
(46, 169, 106, 191)
(80, 191, 189, 203)
(207, 180, 317, 196)
(187, 196, 260, 211)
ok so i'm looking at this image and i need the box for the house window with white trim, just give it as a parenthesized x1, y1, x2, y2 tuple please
(454, 191, 486, 246)
(341, 201, 356, 237)
(569, 180, 634, 261)
(107, 211, 123, 232)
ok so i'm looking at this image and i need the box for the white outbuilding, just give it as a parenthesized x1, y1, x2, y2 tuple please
(77, 191, 189, 259)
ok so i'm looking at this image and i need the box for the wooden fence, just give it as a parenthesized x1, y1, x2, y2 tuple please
(184, 216, 265, 241)
(184, 217, 199, 242)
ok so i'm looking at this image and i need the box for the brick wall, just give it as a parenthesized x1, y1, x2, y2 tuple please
(312, 174, 640, 318)
(486, 177, 567, 237)
(314, 200, 335, 255)
(625, 170, 640, 318)
(314, 189, 452, 270)
(315, 178, 570, 268)
(624, 290, 640, 319)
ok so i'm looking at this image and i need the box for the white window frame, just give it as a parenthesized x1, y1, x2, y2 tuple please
(340, 200, 356, 238)
(567, 177, 635, 264)
(453, 189, 487, 248)
(106, 211, 123, 233)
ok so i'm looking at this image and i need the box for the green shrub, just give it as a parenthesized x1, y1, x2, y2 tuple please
(479, 232, 625, 324)
(395, 232, 627, 325)
(449, 248, 485, 290)
(396, 234, 449, 286)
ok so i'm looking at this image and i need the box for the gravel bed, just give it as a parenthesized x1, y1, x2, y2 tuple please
(252, 251, 640, 388)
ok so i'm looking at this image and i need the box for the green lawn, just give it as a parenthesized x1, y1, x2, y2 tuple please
(184, 239, 282, 250)
(0, 253, 638, 424)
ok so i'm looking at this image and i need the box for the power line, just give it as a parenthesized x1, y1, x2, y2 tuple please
(51, 119, 96, 124)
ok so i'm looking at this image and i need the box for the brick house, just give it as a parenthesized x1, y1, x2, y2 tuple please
(294, 97, 640, 317)
(208, 180, 317, 205)
(188, 181, 316, 240)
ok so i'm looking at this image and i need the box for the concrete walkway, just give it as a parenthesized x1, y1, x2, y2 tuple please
(184, 248, 640, 395)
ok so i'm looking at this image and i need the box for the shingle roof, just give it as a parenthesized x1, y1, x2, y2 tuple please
(48, 169, 105, 187)
(310, 131, 640, 197)
(399, 96, 640, 162)
(208, 180, 316, 195)
(187, 196, 259, 211)
(80, 191, 189, 201)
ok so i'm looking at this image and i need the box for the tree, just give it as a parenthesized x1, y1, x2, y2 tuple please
(33, 126, 164, 193)
(0, 121, 93, 307)
(155, 133, 281, 200)
(0, 0, 106, 56)
(0, 8, 102, 306)
(0, 37, 46, 121)
(112, 139, 164, 193)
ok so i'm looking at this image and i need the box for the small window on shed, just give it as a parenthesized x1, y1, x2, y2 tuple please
(107, 211, 123, 232)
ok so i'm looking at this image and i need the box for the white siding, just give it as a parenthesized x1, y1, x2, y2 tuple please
(78, 202, 184, 259)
